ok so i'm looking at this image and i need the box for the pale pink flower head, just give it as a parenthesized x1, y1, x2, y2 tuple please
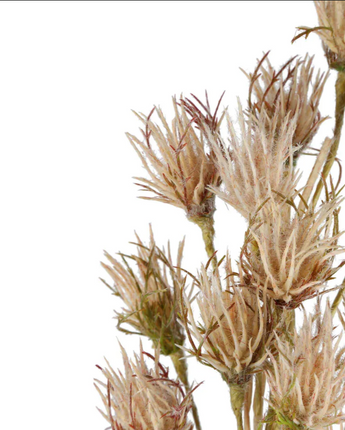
(127, 97, 221, 219)
(183, 257, 269, 385)
(266, 303, 345, 429)
(101, 226, 185, 356)
(95, 344, 195, 430)
(244, 53, 328, 155)
(209, 101, 300, 220)
(242, 197, 344, 308)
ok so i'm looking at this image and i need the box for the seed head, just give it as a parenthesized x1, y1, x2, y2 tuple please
(210, 102, 300, 220)
(183, 258, 269, 384)
(244, 53, 328, 155)
(101, 226, 185, 356)
(95, 344, 195, 430)
(127, 97, 221, 218)
(242, 197, 344, 308)
(266, 303, 345, 429)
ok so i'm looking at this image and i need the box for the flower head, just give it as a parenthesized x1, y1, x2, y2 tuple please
(314, 0, 345, 70)
(210, 102, 300, 219)
(242, 197, 344, 308)
(244, 53, 328, 155)
(127, 97, 221, 218)
(183, 258, 269, 384)
(266, 303, 345, 429)
(95, 344, 195, 430)
(101, 226, 185, 356)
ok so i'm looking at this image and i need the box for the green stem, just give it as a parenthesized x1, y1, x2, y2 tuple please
(189, 214, 217, 268)
(230, 383, 246, 430)
(253, 372, 266, 430)
(331, 277, 345, 317)
(312, 70, 345, 209)
(171, 349, 202, 430)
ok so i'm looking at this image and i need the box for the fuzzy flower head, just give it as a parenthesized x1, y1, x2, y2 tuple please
(314, 1, 345, 70)
(101, 227, 185, 356)
(183, 258, 269, 385)
(244, 53, 328, 155)
(127, 97, 222, 219)
(242, 196, 344, 308)
(266, 303, 345, 429)
(210, 101, 301, 220)
(95, 344, 195, 430)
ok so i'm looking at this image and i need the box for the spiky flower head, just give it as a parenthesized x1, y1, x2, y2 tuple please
(183, 258, 269, 385)
(244, 53, 328, 156)
(209, 102, 300, 220)
(314, 1, 345, 70)
(126, 97, 221, 219)
(101, 227, 185, 356)
(266, 303, 345, 429)
(242, 196, 344, 308)
(95, 344, 195, 430)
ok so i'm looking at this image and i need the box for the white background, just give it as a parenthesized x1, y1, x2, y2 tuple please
(0, 1, 344, 429)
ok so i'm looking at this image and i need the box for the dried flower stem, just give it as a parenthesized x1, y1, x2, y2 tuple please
(331, 277, 345, 316)
(244, 379, 253, 430)
(312, 70, 345, 208)
(171, 349, 202, 430)
(253, 372, 266, 430)
(189, 214, 217, 268)
(230, 383, 246, 430)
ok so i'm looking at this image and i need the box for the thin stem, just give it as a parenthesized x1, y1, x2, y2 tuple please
(253, 372, 266, 430)
(188, 214, 217, 268)
(170, 349, 202, 430)
(244, 379, 253, 430)
(331, 277, 345, 317)
(312, 70, 345, 209)
(230, 383, 246, 430)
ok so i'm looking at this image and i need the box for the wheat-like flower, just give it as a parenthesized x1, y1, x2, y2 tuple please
(244, 53, 328, 156)
(266, 303, 345, 429)
(183, 258, 269, 385)
(210, 102, 300, 220)
(242, 196, 344, 308)
(314, 0, 345, 70)
(126, 97, 221, 218)
(95, 344, 195, 430)
(101, 226, 185, 356)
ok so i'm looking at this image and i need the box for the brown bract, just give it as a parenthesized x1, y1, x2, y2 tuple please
(127, 98, 221, 218)
(209, 102, 300, 220)
(314, 0, 345, 70)
(242, 197, 344, 308)
(183, 258, 270, 385)
(266, 303, 345, 429)
(101, 227, 186, 356)
(244, 53, 328, 155)
(95, 344, 195, 430)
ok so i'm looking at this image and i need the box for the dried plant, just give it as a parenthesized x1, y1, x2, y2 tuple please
(98, 3, 345, 430)
(266, 303, 345, 429)
(242, 196, 344, 308)
(182, 258, 269, 384)
(95, 344, 196, 430)
(101, 226, 185, 356)
(126, 98, 221, 219)
(243, 53, 328, 156)
(209, 102, 300, 220)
